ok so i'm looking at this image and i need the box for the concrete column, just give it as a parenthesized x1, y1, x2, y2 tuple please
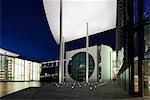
(59, 0, 63, 84)
(86, 23, 89, 83)
(59, 40, 63, 84)
(62, 37, 64, 82)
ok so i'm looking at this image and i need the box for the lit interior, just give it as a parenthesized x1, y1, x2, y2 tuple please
(0, 48, 19, 57)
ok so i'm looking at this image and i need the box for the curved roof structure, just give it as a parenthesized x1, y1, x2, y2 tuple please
(43, 0, 117, 43)
(2, 0, 148, 62)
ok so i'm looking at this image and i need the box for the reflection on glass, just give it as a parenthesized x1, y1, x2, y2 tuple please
(0, 82, 41, 97)
(68, 52, 95, 81)
(143, 60, 150, 96)
(134, 60, 139, 93)
(143, 0, 150, 95)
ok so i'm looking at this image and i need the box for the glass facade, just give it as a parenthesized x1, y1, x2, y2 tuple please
(143, 0, 150, 95)
(116, 0, 150, 96)
(41, 61, 59, 76)
(133, 0, 150, 96)
(68, 52, 95, 81)
(41, 61, 60, 82)
(0, 54, 41, 81)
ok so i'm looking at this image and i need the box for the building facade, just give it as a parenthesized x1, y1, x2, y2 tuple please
(116, 0, 150, 97)
(0, 49, 41, 81)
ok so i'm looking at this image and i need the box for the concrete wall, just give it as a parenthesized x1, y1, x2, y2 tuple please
(65, 46, 97, 82)
(100, 44, 113, 82)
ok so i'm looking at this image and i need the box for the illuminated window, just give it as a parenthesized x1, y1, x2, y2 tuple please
(68, 52, 95, 81)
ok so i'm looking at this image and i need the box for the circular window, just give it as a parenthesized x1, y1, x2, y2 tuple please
(68, 52, 95, 81)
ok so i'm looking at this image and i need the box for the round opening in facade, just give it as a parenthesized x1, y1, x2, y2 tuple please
(68, 52, 95, 81)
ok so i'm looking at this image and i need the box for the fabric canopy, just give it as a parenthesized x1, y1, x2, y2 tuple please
(43, 0, 117, 43)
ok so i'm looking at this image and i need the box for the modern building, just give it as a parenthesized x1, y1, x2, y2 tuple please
(41, 0, 150, 97)
(41, 60, 60, 81)
(41, 29, 116, 83)
(0, 0, 149, 99)
(116, 0, 150, 97)
(0, 48, 41, 82)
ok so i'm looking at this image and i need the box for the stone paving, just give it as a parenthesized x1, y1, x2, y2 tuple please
(1, 81, 149, 100)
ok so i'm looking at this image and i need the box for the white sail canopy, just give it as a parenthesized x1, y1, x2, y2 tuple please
(43, 0, 117, 44)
